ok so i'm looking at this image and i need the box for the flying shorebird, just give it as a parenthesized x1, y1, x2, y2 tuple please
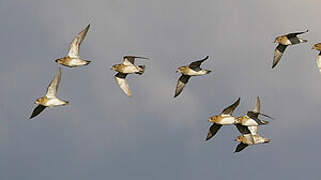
(234, 124, 271, 153)
(30, 67, 68, 119)
(312, 43, 321, 73)
(111, 56, 149, 97)
(205, 97, 240, 141)
(235, 96, 273, 135)
(174, 56, 211, 98)
(55, 24, 91, 68)
(272, 30, 308, 69)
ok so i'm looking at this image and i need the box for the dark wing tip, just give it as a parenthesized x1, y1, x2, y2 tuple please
(260, 113, 275, 120)
(174, 89, 182, 98)
(29, 105, 46, 119)
(236, 97, 241, 103)
(233, 97, 241, 109)
(205, 124, 222, 141)
(205, 132, 213, 141)
(136, 56, 150, 60)
(124, 56, 149, 60)
(234, 143, 248, 153)
(221, 97, 241, 115)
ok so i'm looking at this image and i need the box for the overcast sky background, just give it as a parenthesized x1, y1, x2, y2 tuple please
(1, 0, 321, 179)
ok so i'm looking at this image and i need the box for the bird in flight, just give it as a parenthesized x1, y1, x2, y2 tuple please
(174, 56, 211, 98)
(205, 97, 240, 141)
(30, 67, 68, 119)
(235, 96, 273, 135)
(234, 124, 271, 153)
(111, 56, 149, 97)
(55, 24, 91, 68)
(272, 30, 308, 69)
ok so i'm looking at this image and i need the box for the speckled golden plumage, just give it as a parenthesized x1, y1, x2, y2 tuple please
(112, 56, 149, 97)
(205, 98, 240, 141)
(274, 36, 291, 45)
(272, 30, 308, 69)
(30, 68, 68, 119)
(55, 24, 91, 68)
(312, 43, 321, 51)
(174, 56, 211, 98)
(56, 57, 90, 68)
(235, 134, 271, 145)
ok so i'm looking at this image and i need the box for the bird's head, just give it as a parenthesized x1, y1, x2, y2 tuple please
(274, 36, 282, 43)
(235, 136, 242, 142)
(111, 64, 120, 71)
(312, 43, 321, 50)
(176, 66, 185, 73)
(35, 97, 43, 105)
(208, 115, 218, 123)
(55, 58, 63, 64)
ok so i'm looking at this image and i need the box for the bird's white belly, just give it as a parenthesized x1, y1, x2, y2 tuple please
(220, 117, 236, 125)
(70, 58, 87, 66)
(46, 98, 66, 107)
(122, 65, 140, 74)
(187, 70, 207, 76)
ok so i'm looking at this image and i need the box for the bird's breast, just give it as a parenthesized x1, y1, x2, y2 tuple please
(280, 37, 292, 45)
(184, 69, 206, 76)
(217, 116, 236, 125)
(118, 65, 140, 74)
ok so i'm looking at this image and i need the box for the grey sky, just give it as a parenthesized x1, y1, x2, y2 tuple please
(1, 0, 321, 179)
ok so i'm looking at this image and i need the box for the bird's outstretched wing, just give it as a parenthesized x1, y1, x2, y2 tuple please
(234, 143, 248, 153)
(122, 56, 149, 66)
(30, 105, 47, 119)
(189, 56, 209, 71)
(46, 67, 61, 98)
(286, 30, 308, 38)
(272, 44, 287, 69)
(252, 96, 260, 113)
(68, 24, 90, 58)
(221, 97, 240, 115)
(205, 123, 222, 141)
(174, 75, 191, 98)
(114, 73, 131, 97)
(235, 124, 251, 135)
